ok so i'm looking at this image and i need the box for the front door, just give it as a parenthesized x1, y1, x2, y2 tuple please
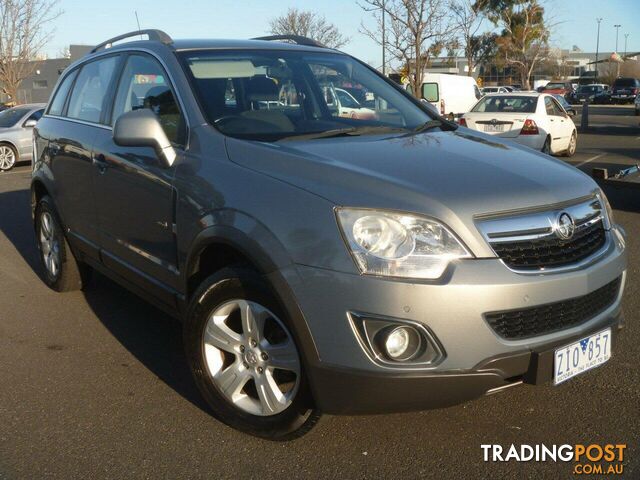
(93, 53, 186, 299)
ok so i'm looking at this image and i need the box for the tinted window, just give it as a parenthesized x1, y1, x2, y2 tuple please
(471, 96, 537, 113)
(112, 54, 185, 145)
(613, 78, 638, 87)
(26, 109, 44, 123)
(544, 83, 566, 90)
(0, 107, 30, 127)
(48, 70, 78, 116)
(67, 56, 118, 123)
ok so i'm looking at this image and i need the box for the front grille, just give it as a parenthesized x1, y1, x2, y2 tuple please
(491, 220, 606, 270)
(485, 277, 621, 340)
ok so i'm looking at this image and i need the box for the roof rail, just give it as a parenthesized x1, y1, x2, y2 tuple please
(90, 29, 173, 54)
(251, 35, 326, 48)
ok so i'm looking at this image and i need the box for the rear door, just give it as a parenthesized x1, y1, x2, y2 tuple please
(92, 52, 185, 300)
(545, 96, 571, 149)
(39, 56, 120, 260)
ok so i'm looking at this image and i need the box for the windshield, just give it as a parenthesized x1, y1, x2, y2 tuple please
(179, 50, 432, 140)
(544, 83, 566, 90)
(578, 86, 599, 93)
(471, 96, 537, 113)
(0, 107, 30, 128)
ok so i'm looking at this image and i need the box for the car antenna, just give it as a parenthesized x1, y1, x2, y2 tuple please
(135, 11, 143, 39)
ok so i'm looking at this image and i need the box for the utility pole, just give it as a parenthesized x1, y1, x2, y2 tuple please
(595, 18, 602, 83)
(381, 0, 386, 76)
(614, 24, 621, 52)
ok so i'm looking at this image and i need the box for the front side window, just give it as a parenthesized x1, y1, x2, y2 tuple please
(180, 50, 431, 140)
(67, 56, 119, 123)
(48, 70, 78, 116)
(421, 83, 439, 102)
(112, 54, 185, 145)
(25, 109, 44, 123)
(0, 107, 31, 127)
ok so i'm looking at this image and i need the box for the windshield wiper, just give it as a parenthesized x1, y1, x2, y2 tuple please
(411, 119, 458, 134)
(279, 125, 407, 141)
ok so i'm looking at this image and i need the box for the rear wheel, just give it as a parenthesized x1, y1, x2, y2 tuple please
(35, 196, 89, 292)
(0, 144, 17, 171)
(562, 131, 577, 157)
(184, 267, 320, 440)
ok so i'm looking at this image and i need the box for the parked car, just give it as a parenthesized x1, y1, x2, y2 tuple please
(411, 73, 481, 118)
(542, 81, 575, 100)
(325, 87, 377, 120)
(460, 93, 577, 156)
(0, 103, 45, 171)
(481, 86, 510, 94)
(610, 77, 640, 104)
(32, 30, 626, 440)
(552, 94, 577, 116)
(570, 84, 610, 104)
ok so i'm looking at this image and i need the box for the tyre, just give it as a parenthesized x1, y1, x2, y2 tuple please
(35, 196, 89, 292)
(635, 108, 639, 116)
(541, 136, 551, 155)
(0, 143, 17, 171)
(561, 131, 577, 157)
(184, 267, 320, 440)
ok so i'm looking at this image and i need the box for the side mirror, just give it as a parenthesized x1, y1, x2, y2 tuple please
(567, 109, 576, 117)
(24, 119, 37, 128)
(113, 109, 176, 167)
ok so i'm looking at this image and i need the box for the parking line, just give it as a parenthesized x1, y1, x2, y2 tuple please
(0, 170, 31, 176)
(575, 153, 605, 168)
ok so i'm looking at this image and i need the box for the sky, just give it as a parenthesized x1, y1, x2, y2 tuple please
(43, 0, 640, 66)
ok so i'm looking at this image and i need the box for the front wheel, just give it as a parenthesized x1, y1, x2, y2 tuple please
(0, 144, 17, 171)
(562, 131, 577, 157)
(184, 267, 320, 440)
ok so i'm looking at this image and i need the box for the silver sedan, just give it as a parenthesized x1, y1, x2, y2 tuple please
(0, 103, 46, 171)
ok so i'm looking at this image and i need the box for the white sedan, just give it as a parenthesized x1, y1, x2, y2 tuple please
(460, 93, 577, 156)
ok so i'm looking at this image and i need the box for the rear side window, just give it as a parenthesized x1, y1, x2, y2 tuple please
(111, 54, 185, 145)
(67, 56, 119, 124)
(48, 70, 78, 116)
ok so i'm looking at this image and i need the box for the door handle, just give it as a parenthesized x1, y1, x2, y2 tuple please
(92, 154, 108, 174)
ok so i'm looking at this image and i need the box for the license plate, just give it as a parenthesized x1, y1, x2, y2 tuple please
(554, 328, 611, 385)
(484, 124, 505, 132)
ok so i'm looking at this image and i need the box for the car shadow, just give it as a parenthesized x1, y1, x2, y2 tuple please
(0, 186, 210, 415)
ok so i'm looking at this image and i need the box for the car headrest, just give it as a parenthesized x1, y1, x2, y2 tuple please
(247, 76, 279, 101)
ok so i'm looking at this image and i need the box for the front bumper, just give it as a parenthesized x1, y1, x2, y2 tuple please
(272, 226, 627, 414)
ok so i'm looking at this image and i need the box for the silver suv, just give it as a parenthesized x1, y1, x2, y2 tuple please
(31, 30, 627, 440)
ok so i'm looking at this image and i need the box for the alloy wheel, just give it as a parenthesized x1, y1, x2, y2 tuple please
(39, 211, 60, 278)
(202, 299, 301, 416)
(0, 145, 16, 171)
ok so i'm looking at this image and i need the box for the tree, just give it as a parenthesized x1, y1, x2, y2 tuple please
(480, 0, 550, 89)
(0, 0, 61, 103)
(359, 0, 452, 97)
(269, 8, 349, 49)
(449, 0, 488, 76)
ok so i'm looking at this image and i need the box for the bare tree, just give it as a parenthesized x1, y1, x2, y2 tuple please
(359, 0, 452, 97)
(449, 0, 490, 76)
(269, 8, 349, 49)
(0, 0, 61, 104)
(480, 0, 550, 89)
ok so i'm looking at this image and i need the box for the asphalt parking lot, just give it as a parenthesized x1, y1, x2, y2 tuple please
(1, 109, 638, 479)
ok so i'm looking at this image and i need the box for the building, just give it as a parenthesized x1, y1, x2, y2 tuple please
(1, 44, 91, 106)
(418, 49, 639, 86)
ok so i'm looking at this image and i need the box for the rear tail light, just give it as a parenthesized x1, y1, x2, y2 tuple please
(440, 99, 445, 115)
(458, 117, 467, 127)
(632, 88, 639, 95)
(520, 119, 539, 135)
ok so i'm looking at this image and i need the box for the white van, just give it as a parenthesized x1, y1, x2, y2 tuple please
(408, 74, 482, 118)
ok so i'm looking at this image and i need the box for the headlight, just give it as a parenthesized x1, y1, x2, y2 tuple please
(597, 189, 615, 227)
(336, 208, 472, 279)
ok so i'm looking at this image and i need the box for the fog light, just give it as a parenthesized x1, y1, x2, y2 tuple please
(383, 326, 421, 361)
